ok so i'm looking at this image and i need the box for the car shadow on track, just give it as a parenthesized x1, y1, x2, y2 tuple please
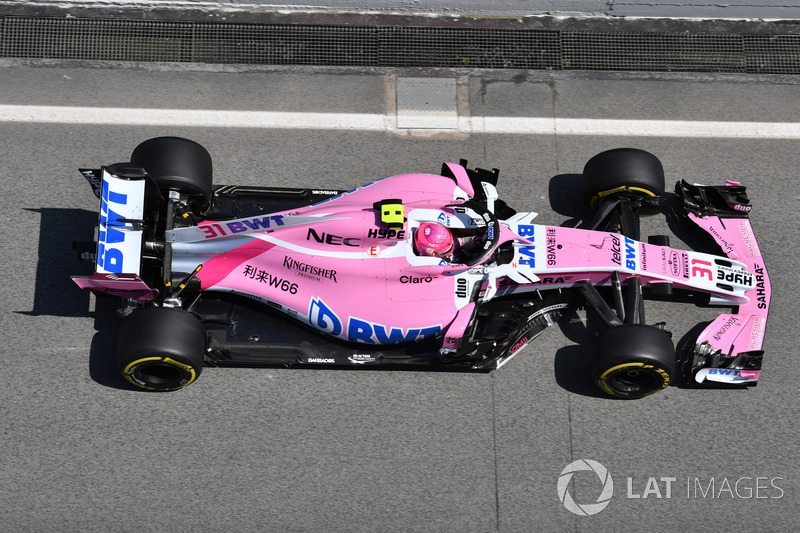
(88, 296, 136, 391)
(21, 208, 98, 318)
(22, 207, 134, 391)
(547, 173, 589, 226)
(552, 309, 610, 399)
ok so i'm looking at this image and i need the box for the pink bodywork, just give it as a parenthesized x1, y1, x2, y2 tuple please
(166, 166, 771, 363)
(182, 167, 481, 345)
(687, 214, 770, 383)
(72, 272, 159, 300)
(74, 163, 771, 380)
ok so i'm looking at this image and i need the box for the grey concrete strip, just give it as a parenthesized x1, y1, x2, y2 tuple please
(4, 0, 800, 19)
(396, 77, 458, 129)
(1, 0, 799, 36)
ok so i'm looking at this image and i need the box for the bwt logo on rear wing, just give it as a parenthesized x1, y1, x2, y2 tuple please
(95, 169, 145, 274)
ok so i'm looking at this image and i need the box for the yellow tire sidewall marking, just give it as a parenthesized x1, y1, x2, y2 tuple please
(597, 362, 670, 396)
(123, 356, 197, 390)
(590, 186, 657, 210)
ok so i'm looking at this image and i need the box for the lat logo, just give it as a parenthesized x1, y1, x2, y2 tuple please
(558, 459, 614, 516)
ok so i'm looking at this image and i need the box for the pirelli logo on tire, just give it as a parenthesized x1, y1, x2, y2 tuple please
(596, 362, 670, 398)
(123, 356, 198, 391)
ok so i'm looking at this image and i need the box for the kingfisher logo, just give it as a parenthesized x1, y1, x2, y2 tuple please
(557, 460, 614, 516)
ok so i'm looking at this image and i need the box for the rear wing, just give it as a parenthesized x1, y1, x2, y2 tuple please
(678, 180, 770, 385)
(72, 168, 158, 300)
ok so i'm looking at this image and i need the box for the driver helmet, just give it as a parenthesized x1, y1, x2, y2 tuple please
(415, 222, 454, 257)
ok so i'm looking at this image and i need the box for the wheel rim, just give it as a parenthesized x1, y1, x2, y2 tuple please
(589, 186, 658, 210)
(596, 361, 670, 398)
(610, 367, 657, 392)
(138, 363, 183, 386)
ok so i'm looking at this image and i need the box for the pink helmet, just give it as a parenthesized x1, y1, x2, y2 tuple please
(415, 222, 454, 257)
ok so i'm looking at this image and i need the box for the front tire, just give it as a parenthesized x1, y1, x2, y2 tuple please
(591, 324, 675, 399)
(582, 148, 665, 213)
(117, 307, 206, 391)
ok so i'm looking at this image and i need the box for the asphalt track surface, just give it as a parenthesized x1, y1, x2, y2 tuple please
(1, 63, 799, 532)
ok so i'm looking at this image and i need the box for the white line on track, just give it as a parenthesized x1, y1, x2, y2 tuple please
(2, 104, 799, 138)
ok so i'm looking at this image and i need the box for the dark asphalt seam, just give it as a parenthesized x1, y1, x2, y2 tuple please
(567, 392, 579, 533)
(491, 373, 501, 532)
(549, 78, 561, 177)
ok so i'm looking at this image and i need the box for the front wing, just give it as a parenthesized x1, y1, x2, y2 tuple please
(678, 180, 771, 386)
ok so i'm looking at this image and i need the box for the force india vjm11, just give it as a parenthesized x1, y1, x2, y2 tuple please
(72, 137, 771, 398)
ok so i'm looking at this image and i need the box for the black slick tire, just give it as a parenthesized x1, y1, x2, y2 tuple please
(582, 148, 665, 212)
(591, 324, 675, 399)
(130, 137, 213, 213)
(117, 307, 206, 391)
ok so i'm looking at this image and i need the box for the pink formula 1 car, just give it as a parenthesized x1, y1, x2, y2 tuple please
(72, 137, 771, 397)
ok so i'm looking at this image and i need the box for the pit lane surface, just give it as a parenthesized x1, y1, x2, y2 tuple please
(1, 64, 798, 532)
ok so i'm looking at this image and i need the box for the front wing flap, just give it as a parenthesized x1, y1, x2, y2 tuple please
(677, 180, 771, 386)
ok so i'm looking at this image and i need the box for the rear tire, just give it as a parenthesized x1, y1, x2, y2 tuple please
(591, 324, 675, 399)
(117, 307, 206, 391)
(130, 137, 213, 213)
(582, 148, 665, 213)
